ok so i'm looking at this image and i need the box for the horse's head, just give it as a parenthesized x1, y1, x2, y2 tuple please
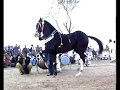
(34, 17, 56, 40)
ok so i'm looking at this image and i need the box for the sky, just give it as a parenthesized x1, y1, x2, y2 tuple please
(4, 0, 116, 50)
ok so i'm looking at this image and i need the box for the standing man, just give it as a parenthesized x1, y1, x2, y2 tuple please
(44, 53, 57, 77)
(13, 44, 19, 56)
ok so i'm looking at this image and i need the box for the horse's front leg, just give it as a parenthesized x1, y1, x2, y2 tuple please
(76, 58, 84, 77)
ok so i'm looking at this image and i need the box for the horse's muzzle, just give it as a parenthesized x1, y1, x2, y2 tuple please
(34, 31, 39, 37)
(39, 36, 43, 40)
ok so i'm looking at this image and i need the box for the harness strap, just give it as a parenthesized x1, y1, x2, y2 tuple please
(44, 30, 57, 44)
(44, 29, 71, 48)
(44, 30, 57, 40)
(58, 32, 63, 47)
(67, 35, 71, 44)
(58, 33, 71, 48)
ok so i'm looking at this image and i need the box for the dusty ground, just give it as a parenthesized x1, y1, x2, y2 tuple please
(4, 60, 116, 90)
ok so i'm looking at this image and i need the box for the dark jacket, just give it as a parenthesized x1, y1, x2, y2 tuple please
(18, 57, 30, 66)
(11, 57, 17, 64)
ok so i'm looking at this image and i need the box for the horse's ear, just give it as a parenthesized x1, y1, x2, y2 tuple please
(40, 17, 44, 21)
(39, 17, 45, 24)
(40, 17, 42, 21)
(38, 17, 42, 22)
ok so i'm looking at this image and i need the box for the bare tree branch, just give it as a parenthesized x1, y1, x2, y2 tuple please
(63, 22, 69, 32)
(53, 0, 80, 34)
(71, 26, 74, 32)
(52, 15, 63, 33)
(63, 6, 72, 33)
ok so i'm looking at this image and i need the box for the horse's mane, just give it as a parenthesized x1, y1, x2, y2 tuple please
(45, 20, 56, 31)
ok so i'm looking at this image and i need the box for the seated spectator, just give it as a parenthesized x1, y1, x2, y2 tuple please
(36, 45, 42, 53)
(22, 45, 29, 54)
(10, 54, 18, 67)
(4, 54, 11, 67)
(30, 55, 37, 66)
(16, 52, 32, 75)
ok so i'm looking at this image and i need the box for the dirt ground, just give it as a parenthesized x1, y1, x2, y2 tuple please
(4, 60, 116, 90)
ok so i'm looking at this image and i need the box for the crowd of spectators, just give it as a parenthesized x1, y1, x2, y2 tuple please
(4, 42, 115, 68)
(4, 44, 42, 68)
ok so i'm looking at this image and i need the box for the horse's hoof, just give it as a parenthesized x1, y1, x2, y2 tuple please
(52, 75, 57, 78)
(85, 64, 88, 67)
(75, 72, 82, 77)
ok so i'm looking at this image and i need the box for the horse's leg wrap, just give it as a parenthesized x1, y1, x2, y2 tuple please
(79, 59, 84, 71)
(76, 58, 84, 77)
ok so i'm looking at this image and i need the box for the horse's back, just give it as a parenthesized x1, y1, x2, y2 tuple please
(70, 31, 89, 54)
(70, 31, 88, 44)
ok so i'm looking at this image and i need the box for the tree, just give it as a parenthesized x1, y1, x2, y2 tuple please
(57, 0, 80, 33)
(45, 0, 80, 34)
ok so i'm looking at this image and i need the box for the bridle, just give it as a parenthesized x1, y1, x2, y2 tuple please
(36, 18, 45, 40)
(36, 18, 45, 32)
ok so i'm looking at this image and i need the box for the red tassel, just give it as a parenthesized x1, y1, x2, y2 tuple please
(42, 25, 44, 31)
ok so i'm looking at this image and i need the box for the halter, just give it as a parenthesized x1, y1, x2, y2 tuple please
(36, 18, 45, 32)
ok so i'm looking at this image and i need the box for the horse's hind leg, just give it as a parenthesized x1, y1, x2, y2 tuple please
(75, 53, 86, 77)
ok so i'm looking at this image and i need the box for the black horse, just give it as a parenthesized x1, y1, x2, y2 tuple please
(34, 18, 103, 76)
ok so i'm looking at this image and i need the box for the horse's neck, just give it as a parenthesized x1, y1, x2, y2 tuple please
(46, 21, 56, 30)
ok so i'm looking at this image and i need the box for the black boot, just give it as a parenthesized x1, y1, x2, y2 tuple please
(47, 73, 53, 76)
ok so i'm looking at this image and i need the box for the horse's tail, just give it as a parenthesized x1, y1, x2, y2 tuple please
(88, 36, 103, 54)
